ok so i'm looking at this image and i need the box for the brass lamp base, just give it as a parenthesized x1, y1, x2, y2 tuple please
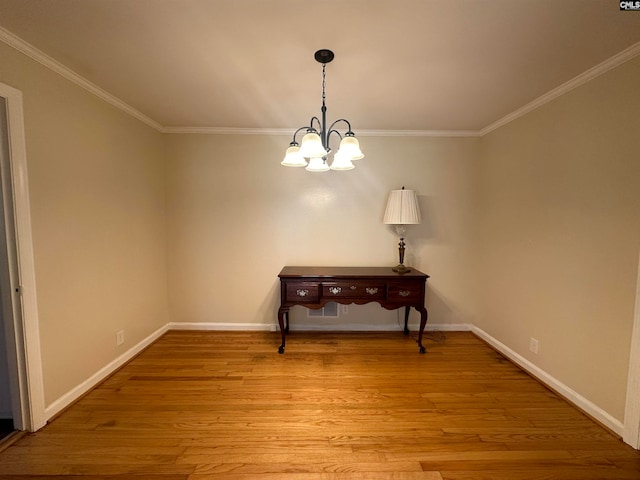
(392, 264, 411, 274)
(392, 234, 411, 274)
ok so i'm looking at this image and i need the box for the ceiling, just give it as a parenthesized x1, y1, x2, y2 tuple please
(0, 0, 639, 134)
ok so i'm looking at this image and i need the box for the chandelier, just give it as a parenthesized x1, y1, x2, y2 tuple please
(281, 49, 364, 172)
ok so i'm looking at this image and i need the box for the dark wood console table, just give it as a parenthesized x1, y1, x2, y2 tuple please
(277, 266, 430, 354)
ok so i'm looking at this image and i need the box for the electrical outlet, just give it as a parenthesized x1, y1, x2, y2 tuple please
(529, 337, 539, 354)
(116, 330, 125, 346)
(342, 305, 348, 314)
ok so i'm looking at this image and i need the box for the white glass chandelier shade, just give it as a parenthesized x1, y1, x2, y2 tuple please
(305, 156, 330, 172)
(329, 152, 355, 171)
(336, 135, 364, 161)
(281, 145, 308, 167)
(383, 188, 421, 225)
(298, 131, 327, 158)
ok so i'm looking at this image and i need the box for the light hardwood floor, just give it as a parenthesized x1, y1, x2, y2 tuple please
(0, 330, 639, 479)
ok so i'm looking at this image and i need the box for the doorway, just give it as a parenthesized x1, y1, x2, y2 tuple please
(0, 82, 46, 434)
(0, 96, 16, 439)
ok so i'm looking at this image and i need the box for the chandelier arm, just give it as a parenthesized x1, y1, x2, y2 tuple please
(290, 126, 310, 145)
(327, 118, 354, 135)
(326, 129, 343, 149)
(309, 116, 322, 133)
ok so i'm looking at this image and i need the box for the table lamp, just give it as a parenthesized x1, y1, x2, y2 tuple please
(383, 187, 421, 273)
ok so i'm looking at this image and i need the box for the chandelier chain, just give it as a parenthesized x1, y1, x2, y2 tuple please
(322, 63, 326, 107)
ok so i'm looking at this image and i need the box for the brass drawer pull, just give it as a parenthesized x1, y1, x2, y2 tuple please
(296, 289, 310, 297)
(350, 285, 357, 290)
(329, 287, 342, 294)
(398, 290, 411, 297)
(366, 287, 379, 295)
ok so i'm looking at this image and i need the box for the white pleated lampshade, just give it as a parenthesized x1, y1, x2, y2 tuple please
(383, 188, 421, 225)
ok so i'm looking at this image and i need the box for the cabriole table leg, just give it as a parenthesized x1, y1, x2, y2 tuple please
(403, 306, 410, 335)
(277, 306, 288, 354)
(416, 306, 428, 354)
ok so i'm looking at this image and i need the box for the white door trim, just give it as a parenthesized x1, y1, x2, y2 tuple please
(623, 248, 640, 448)
(0, 82, 46, 431)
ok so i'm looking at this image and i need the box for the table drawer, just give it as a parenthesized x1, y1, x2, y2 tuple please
(285, 282, 320, 302)
(322, 282, 386, 300)
(387, 283, 422, 303)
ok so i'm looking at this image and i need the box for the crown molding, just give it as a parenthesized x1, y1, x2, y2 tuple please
(161, 126, 294, 135)
(162, 126, 482, 137)
(2, 25, 638, 138)
(480, 40, 640, 136)
(0, 26, 163, 132)
(358, 129, 481, 137)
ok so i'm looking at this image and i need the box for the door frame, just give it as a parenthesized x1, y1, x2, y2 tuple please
(624, 249, 640, 448)
(0, 82, 45, 431)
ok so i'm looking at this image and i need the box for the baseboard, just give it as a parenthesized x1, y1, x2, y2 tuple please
(470, 325, 624, 436)
(168, 321, 471, 333)
(167, 322, 274, 331)
(285, 322, 468, 332)
(426, 323, 471, 332)
(44, 323, 169, 421)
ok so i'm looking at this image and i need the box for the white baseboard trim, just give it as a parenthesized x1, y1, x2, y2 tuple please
(44, 323, 169, 421)
(308, 323, 470, 332)
(470, 325, 624, 436)
(43, 320, 624, 439)
(289, 324, 406, 332)
(426, 323, 471, 332)
(167, 322, 274, 331)
(168, 322, 471, 333)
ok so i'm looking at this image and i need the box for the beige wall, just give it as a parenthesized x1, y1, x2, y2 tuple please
(0, 42, 170, 406)
(165, 134, 478, 330)
(474, 56, 640, 421)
